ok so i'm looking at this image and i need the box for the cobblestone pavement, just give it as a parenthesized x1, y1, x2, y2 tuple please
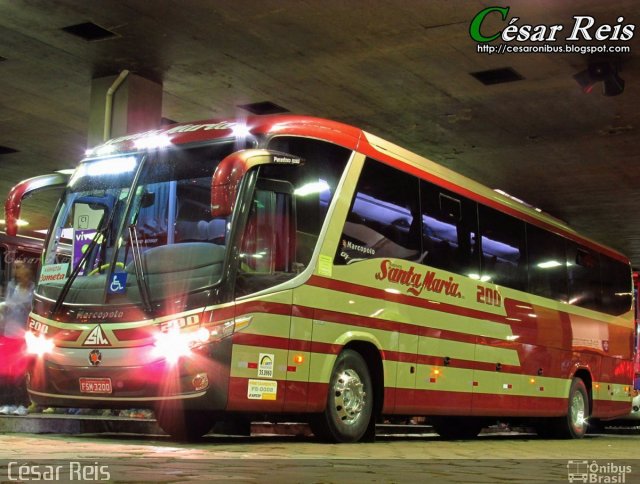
(1, 431, 640, 483)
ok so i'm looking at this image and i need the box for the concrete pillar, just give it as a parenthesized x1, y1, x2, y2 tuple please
(87, 73, 163, 148)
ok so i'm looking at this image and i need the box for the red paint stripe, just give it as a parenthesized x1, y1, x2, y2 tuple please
(113, 327, 152, 341)
(236, 300, 291, 317)
(233, 333, 289, 351)
(247, 362, 258, 369)
(233, 332, 342, 356)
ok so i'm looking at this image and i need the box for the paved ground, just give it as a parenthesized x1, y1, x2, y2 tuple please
(1, 423, 640, 483)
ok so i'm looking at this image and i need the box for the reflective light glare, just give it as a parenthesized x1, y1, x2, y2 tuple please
(537, 260, 562, 269)
(25, 331, 54, 357)
(133, 133, 172, 150)
(231, 123, 251, 138)
(468, 273, 491, 282)
(384, 288, 401, 295)
(85, 144, 117, 158)
(0, 219, 28, 227)
(294, 180, 330, 197)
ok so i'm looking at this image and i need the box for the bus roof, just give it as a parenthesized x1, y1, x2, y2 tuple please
(86, 114, 628, 263)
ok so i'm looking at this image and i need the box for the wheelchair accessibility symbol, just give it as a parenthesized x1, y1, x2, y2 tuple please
(109, 272, 127, 294)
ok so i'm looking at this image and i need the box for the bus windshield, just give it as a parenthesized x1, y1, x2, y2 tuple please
(37, 141, 239, 309)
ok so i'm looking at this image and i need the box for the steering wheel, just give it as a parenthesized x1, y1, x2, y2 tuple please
(87, 262, 125, 276)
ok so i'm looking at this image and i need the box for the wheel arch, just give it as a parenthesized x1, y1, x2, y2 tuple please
(342, 339, 384, 419)
(572, 367, 593, 415)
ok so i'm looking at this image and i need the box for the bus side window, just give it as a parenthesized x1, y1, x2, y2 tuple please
(479, 205, 527, 291)
(335, 158, 421, 265)
(600, 255, 632, 316)
(527, 225, 568, 302)
(420, 181, 479, 276)
(567, 243, 602, 311)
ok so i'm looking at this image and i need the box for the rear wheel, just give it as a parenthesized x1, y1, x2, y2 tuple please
(430, 417, 485, 440)
(155, 402, 216, 441)
(537, 377, 589, 439)
(311, 349, 373, 443)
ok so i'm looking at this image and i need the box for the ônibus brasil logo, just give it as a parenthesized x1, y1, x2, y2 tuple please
(375, 259, 462, 299)
(469, 6, 635, 43)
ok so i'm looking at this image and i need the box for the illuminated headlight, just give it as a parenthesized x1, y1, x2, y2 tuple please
(152, 327, 210, 365)
(25, 331, 54, 357)
(152, 317, 252, 365)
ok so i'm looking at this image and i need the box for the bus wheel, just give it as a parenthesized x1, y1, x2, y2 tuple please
(155, 403, 216, 441)
(561, 378, 590, 438)
(430, 417, 484, 440)
(539, 378, 589, 439)
(312, 349, 373, 443)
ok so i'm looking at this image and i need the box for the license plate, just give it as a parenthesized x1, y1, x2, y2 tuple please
(79, 377, 112, 394)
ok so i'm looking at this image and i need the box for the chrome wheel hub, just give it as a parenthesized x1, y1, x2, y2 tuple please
(333, 369, 366, 425)
(571, 391, 586, 430)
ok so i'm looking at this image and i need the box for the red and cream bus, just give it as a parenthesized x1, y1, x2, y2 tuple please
(20, 115, 633, 442)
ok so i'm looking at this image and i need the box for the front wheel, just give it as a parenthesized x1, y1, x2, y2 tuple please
(155, 402, 216, 441)
(311, 349, 373, 443)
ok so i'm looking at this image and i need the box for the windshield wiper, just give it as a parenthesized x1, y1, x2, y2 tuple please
(128, 224, 153, 314)
(49, 225, 107, 318)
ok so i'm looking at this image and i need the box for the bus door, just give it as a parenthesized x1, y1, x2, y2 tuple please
(229, 177, 297, 412)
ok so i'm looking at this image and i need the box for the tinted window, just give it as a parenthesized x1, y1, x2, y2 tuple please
(479, 205, 527, 291)
(527, 225, 567, 301)
(421, 181, 479, 276)
(600, 255, 632, 316)
(336, 158, 421, 264)
(267, 137, 352, 266)
(567, 243, 602, 311)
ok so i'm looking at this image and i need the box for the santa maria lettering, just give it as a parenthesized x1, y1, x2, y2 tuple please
(375, 259, 462, 298)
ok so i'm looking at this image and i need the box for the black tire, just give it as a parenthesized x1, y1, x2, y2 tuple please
(155, 402, 216, 441)
(312, 349, 373, 443)
(430, 417, 484, 440)
(537, 378, 589, 439)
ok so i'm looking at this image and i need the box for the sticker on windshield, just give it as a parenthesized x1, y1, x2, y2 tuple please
(73, 229, 98, 276)
(108, 272, 127, 294)
(39, 263, 69, 283)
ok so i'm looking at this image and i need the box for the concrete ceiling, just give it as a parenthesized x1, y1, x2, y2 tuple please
(1, 1, 639, 266)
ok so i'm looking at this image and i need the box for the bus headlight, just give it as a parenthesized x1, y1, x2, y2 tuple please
(152, 327, 211, 365)
(152, 317, 252, 365)
(25, 331, 54, 357)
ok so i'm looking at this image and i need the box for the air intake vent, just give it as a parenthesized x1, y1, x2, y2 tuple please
(238, 101, 289, 115)
(0, 145, 18, 155)
(61, 22, 118, 42)
(470, 67, 524, 85)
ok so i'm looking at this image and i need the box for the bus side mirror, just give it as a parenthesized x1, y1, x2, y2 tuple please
(211, 150, 303, 218)
(5, 172, 70, 237)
